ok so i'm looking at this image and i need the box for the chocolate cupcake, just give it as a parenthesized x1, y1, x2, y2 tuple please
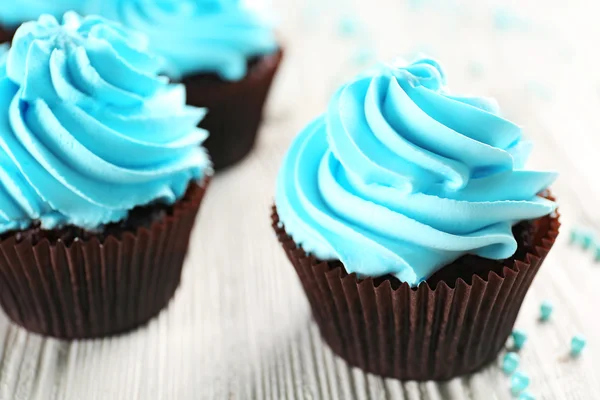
(92, 0, 282, 171)
(0, 0, 86, 43)
(273, 58, 559, 380)
(0, 12, 212, 339)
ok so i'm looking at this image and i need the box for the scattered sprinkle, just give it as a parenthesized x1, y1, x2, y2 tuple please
(493, 6, 529, 31)
(510, 371, 531, 396)
(540, 301, 553, 322)
(569, 228, 580, 244)
(525, 81, 553, 101)
(581, 231, 595, 250)
(467, 61, 484, 78)
(569, 227, 596, 249)
(571, 335, 586, 357)
(353, 46, 375, 66)
(511, 329, 527, 351)
(338, 16, 358, 37)
(594, 245, 600, 262)
(519, 392, 535, 400)
(502, 352, 520, 375)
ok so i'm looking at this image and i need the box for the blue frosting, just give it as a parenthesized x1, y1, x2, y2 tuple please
(0, 0, 85, 28)
(0, 43, 7, 61)
(90, 0, 278, 81)
(275, 58, 557, 286)
(0, 12, 210, 234)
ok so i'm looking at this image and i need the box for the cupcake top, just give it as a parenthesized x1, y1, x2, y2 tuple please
(0, 12, 210, 234)
(275, 58, 557, 287)
(0, 0, 85, 29)
(91, 0, 278, 81)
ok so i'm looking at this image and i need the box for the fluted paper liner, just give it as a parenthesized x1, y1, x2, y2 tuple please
(183, 49, 283, 171)
(272, 205, 560, 381)
(0, 25, 14, 44)
(0, 179, 209, 339)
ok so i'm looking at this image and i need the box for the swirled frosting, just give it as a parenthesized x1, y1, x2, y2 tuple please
(0, 0, 85, 28)
(0, 12, 210, 234)
(275, 58, 557, 286)
(91, 0, 278, 80)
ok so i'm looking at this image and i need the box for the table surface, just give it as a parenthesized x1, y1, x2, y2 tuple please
(1, 1, 600, 399)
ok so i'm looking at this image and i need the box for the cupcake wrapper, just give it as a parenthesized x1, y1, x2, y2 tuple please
(183, 49, 283, 171)
(0, 179, 209, 339)
(0, 25, 14, 44)
(272, 207, 560, 381)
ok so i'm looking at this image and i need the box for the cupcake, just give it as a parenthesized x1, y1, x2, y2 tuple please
(92, 0, 282, 171)
(273, 58, 559, 380)
(0, 0, 86, 43)
(0, 12, 212, 339)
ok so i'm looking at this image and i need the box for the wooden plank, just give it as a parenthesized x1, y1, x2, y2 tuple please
(0, 0, 599, 398)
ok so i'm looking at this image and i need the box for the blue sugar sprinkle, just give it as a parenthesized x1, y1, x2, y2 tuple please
(511, 329, 527, 351)
(467, 61, 484, 78)
(502, 352, 520, 375)
(570, 227, 597, 249)
(571, 335, 586, 357)
(338, 16, 358, 37)
(519, 392, 535, 400)
(510, 371, 530, 395)
(594, 246, 600, 262)
(353, 47, 375, 66)
(569, 228, 580, 244)
(493, 6, 529, 31)
(525, 81, 553, 101)
(581, 231, 595, 250)
(540, 301, 553, 322)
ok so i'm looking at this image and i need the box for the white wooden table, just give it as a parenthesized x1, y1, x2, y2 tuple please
(1, 0, 600, 399)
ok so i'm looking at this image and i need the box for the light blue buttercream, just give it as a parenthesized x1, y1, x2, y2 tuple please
(90, 0, 278, 81)
(0, 12, 210, 234)
(0, 43, 7, 62)
(0, 0, 85, 28)
(275, 58, 557, 286)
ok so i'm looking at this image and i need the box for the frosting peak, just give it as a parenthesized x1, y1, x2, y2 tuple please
(276, 58, 557, 286)
(0, 13, 210, 234)
(91, 0, 278, 80)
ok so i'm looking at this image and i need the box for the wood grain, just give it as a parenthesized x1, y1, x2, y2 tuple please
(0, 0, 599, 398)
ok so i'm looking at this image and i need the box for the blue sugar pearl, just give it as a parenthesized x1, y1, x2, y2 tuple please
(519, 392, 535, 400)
(571, 335, 586, 357)
(512, 329, 527, 350)
(353, 47, 374, 66)
(540, 301, 553, 321)
(502, 352, 520, 375)
(582, 232, 595, 250)
(510, 371, 530, 395)
(467, 61, 484, 78)
(525, 81, 553, 101)
(569, 229, 580, 244)
(594, 245, 600, 262)
(338, 16, 358, 37)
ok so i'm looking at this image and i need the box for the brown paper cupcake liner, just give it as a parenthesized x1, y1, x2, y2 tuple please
(0, 178, 210, 339)
(183, 49, 283, 171)
(272, 205, 560, 381)
(0, 25, 15, 44)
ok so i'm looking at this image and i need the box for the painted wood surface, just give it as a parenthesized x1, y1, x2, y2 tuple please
(1, 0, 599, 398)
